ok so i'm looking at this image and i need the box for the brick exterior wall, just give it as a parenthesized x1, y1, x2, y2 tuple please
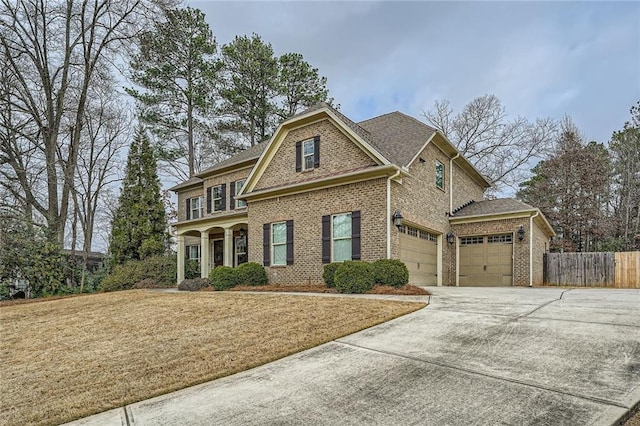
(532, 219, 550, 285)
(254, 119, 377, 191)
(452, 162, 485, 208)
(451, 217, 534, 287)
(248, 179, 387, 285)
(176, 166, 253, 223)
(390, 142, 487, 285)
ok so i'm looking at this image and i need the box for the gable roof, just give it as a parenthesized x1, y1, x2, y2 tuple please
(197, 141, 269, 177)
(451, 198, 556, 237)
(358, 112, 438, 166)
(173, 103, 491, 193)
(453, 198, 537, 217)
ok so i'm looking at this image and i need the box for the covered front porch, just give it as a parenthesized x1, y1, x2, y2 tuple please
(175, 214, 249, 283)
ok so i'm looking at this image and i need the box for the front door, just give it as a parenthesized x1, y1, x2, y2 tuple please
(211, 239, 224, 268)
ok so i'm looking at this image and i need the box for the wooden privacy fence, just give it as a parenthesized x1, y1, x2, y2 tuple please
(544, 251, 640, 288)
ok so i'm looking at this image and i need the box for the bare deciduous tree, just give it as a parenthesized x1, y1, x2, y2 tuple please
(0, 0, 176, 244)
(424, 94, 557, 195)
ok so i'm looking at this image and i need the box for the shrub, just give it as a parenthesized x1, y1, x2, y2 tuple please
(322, 263, 341, 288)
(372, 259, 409, 288)
(133, 278, 159, 289)
(334, 261, 375, 294)
(209, 266, 239, 291)
(178, 278, 211, 291)
(236, 262, 268, 286)
(99, 255, 176, 292)
(185, 259, 200, 279)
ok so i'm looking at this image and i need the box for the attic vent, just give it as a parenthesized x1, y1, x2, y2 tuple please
(449, 199, 475, 216)
(419, 157, 426, 163)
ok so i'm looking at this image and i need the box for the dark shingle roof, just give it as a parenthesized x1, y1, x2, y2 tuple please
(197, 141, 268, 177)
(358, 112, 438, 166)
(168, 176, 203, 192)
(453, 198, 536, 217)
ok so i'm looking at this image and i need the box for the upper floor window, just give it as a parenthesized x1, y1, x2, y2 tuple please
(187, 196, 203, 220)
(303, 139, 314, 170)
(212, 185, 223, 212)
(296, 136, 320, 172)
(435, 160, 444, 190)
(235, 179, 247, 208)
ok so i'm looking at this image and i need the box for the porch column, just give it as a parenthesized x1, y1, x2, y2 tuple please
(177, 235, 185, 284)
(200, 232, 210, 278)
(224, 227, 234, 267)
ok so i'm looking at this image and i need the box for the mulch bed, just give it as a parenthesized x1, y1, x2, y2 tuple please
(220, 284, 430, 295)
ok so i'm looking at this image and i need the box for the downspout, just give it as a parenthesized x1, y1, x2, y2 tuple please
(529, 210, 539, 287)
(387, 169, 402, 259)
(449, 153, 460, 214)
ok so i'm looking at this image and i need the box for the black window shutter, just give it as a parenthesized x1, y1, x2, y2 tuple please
(313, 136, 320, 168)
(263, 223, 270, 266)
(322, 215, 331, 264)
(186, 198, 191, 220)
(351, 210, 361, 260)
(220, 184, 226, 211)
(206, 187, 212, 213)
(229, 181, 235, 210)
(286, 220, 294, 265)
(295, 141, 302, 172)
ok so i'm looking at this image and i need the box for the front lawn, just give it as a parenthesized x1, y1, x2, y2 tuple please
(0, 290, 425, 426)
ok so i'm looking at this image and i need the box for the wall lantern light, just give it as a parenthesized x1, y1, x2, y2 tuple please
(517, 225, 525, 241)
(446, 232, 455, 245)
(392, 210, 404, 230)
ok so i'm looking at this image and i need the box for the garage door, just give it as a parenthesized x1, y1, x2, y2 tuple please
(399, 226, 438, 286)
(459, 234, 513, 286)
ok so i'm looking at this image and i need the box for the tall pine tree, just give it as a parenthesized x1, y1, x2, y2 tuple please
(109, 127, 167, 266)
(127, 7, 220, 180)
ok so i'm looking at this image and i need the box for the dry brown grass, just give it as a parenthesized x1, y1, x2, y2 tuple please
(0, 290, 425, 426)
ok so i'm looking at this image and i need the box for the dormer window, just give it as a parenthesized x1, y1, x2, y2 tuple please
(295, 136, 320, 172)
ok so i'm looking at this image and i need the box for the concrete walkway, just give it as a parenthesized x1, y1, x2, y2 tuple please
(67, 287, 640, 426)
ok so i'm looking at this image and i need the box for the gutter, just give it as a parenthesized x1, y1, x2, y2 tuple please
(449, 153, 460, 214)
(529, 210, 539, 287)
(387, 169, 402, 259)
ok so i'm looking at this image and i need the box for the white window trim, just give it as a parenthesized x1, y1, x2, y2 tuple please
(212, 185, 223, 212)
(235, 236, 247, 267)
(187, 245, 201, 263)
(190, 196, 203, 219)
(302, 139, 315, 171)
(271, 222, 287, 266)
(235, 179, 247, 208)
(331, 212, 352, 262)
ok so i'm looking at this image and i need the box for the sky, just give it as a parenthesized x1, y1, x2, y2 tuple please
(191, 0, 639, 145)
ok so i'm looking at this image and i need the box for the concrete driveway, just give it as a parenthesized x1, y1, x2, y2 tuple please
(69, 287, 640, 426)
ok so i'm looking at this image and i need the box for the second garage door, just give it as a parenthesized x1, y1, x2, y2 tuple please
(459, 234, 513, 286)
(399, 226, 438, 286)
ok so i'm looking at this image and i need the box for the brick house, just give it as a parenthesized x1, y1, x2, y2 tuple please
(170, 103, 555, 287)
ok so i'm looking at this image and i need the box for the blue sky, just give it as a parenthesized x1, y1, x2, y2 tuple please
(192, 0, 639, 144)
